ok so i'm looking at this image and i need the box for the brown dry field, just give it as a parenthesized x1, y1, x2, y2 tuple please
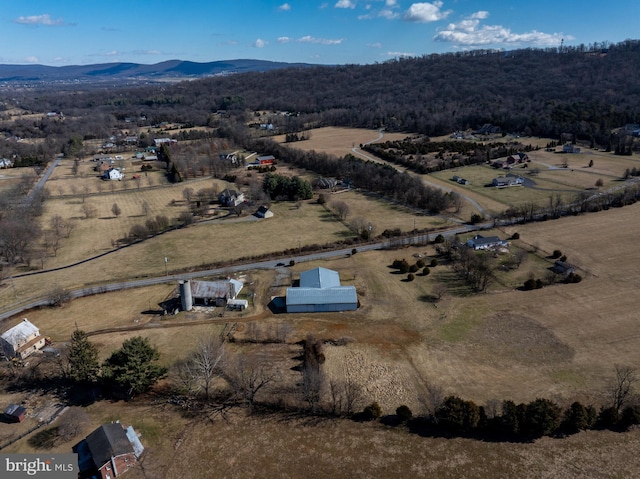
(2, 128, 640, 476)
(272, 126, 408, 157)
(2, 192, 640, 478)
(3, 395, 640, 479)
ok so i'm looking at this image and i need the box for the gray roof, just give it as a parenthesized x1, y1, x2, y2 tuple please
(299, 267, 341, 289)
(1, 319, 39, 347)
(468, 235, 502, 246)
(286, 286, 357, 306)
(85, 423, 134, 469)
(190, 279, 242, 299)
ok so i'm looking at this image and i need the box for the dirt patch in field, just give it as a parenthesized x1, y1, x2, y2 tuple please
(471, 313, 574, 365)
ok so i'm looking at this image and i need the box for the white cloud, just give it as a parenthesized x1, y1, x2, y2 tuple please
(335, 0, 356, 9)
(277, 36, 291, 43)
(379, 8, 399, 19)
(386, 51, 415, 58)
(404, 2, 451, 22)
(386, 0, 397, 5)
(298, 35, 344, 45)
(434, 11, 570, 47)
(367, 42, 382, 48)
(14, 14, 67, 26)
(254, 38, 268, 48)
(25, 56, 39, 63)
(279, 3, 291, 11)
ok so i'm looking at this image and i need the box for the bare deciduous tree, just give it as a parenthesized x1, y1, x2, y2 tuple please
(141, 201, 150, 216)
(332, 200, 350, 221)
(111, 203, 122, 218)
(222, 354, 277, 409)
(178, 335, 226, 400)
(81, 203, 97, 219)
(609, 365, 637, 411)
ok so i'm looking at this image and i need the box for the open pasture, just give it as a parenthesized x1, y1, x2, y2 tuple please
(272, 126, 408, 158)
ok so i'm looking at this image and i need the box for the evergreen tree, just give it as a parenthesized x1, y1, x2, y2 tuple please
(102, 336, 167, 399)
(66, 329, 100, 383)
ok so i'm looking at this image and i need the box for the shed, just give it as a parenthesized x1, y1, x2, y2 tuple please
(3, 404, 27, 423)
(255, 205, 274, 219)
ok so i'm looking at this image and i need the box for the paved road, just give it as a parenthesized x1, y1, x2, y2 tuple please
(0, 225, 480, 322)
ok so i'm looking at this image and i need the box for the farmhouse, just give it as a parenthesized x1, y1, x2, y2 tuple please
(74, 422, 144, 479)
(562, 143, 581, 153)
(153, 138, 177, 146)
(466, 235, 508, 250)
(0, 318, 46, 360)
(286, 267, 358, 313)
(179, 278, 244, 311)
(218, 188, 245, 207)
(103, 168, 124, 181)
(0, 158, 14, 168)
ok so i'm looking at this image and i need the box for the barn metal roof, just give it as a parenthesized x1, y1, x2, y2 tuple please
(286, 286, 357, 306)
(1, 319, 39, 347)
(190, 279, 243, 299)
(299, 267, 341, 289)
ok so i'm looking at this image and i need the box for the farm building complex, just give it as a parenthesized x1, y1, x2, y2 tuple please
(286, 267, 357, 313)
(179, 279, 246, 311)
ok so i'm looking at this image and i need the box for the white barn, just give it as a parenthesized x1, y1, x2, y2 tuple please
(286, 267, 357, 313)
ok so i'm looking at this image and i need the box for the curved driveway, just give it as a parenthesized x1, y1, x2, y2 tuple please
(351, 130, 489, 217)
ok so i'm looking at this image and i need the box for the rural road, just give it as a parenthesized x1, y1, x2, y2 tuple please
(0, 225, 479, 322)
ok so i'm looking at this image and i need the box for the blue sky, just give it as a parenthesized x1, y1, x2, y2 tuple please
(1, 1, 638, 66)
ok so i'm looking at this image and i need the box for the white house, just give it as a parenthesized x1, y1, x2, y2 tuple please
(466, 235, 508, 251)
(0, 158, 13, 169)
(1, 319, 46, 359)
(104, 168, 124, 181)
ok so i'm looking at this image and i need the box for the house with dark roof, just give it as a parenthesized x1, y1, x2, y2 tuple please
(74, 422, 144, 479)
(255, 205, 273, 218)
(286, 267, 358, 313)
(218, 188, 245, 207)
(466, 235, 508, 251)
(3, 403, 27, 423)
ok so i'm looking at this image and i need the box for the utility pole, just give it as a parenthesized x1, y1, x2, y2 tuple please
(164, 256, 168, 276)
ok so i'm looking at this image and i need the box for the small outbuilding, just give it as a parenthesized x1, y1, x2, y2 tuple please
(3, 404, 27, 423)
(255, 205, 274, 219)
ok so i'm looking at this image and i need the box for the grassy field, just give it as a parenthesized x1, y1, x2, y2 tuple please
(2, 127, 640, 477)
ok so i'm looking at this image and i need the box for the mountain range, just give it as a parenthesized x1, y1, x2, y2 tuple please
(0, 59, 315, 84)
